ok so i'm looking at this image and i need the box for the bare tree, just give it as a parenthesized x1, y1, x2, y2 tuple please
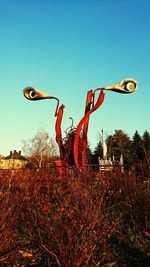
(22, 129, 58, 168)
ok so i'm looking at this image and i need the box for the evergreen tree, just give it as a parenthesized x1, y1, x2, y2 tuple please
(106, 130, 131, 164)
(131, 130, 145, 163)
(142, 130, 150, 164)
(92, 141, 103, 164)
(86, 144, 93, 164)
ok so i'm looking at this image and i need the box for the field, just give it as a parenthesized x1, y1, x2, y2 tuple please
(0, 167, 150, 267)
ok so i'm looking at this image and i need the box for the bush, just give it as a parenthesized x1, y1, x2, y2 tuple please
(0, 168, 150, 266)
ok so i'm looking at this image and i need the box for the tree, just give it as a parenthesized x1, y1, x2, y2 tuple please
(131, 130, 145, 163)
(92, 141, 103, 164)
(22, 129, 58, 168)
(142, 130, 150, 164)
(86, 144, 93, 164)
(106, 130, 131, 164)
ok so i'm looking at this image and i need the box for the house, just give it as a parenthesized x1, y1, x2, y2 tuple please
(0, 150, 28, 169)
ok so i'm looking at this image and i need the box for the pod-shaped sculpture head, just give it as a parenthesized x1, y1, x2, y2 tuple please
(23, 86, 53, 100)
(104, 78, 138, 94)
(23, 86, 60, 116)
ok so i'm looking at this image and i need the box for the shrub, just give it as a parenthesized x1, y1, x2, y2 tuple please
(0, 167, 149, 266)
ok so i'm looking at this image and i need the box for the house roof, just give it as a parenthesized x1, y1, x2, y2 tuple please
(5, 150, 27, 161)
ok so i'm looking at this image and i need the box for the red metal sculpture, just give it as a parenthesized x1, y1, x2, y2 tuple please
(23, 78, 138, 171)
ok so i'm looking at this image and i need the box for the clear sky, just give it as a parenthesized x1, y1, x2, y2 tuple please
(0, 0, 150, 156)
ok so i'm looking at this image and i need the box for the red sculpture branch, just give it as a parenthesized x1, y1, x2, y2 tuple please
(55, 104, 65, 160)
(74, 89, 105, 170)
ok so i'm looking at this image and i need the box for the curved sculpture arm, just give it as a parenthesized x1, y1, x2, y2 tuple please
(23, 86, 65, 160)
(23, 87, 60, 116)
(74, 89, 105, 170)
(94, 78, 138, 94)
(55, 104, 65, 159)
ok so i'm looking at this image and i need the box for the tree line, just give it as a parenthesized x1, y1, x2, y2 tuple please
(92, 129, 150, 169)
(22, 129, 150, 171)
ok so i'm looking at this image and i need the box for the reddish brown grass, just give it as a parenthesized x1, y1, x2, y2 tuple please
(0, 168, 149, 266)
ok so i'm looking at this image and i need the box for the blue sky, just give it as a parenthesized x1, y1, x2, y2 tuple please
(0, 0, 150, 156)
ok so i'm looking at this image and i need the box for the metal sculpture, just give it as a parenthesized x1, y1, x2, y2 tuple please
(23, 78, 138, 171)
(23, 87, 65, 160)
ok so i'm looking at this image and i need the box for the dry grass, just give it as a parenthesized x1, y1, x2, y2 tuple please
(0, 167, 150, 266)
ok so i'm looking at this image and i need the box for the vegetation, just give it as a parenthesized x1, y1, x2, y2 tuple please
(20, 129, 150, 171)
(0, 166, 150, 266)
(93, 130, 150, 169)
(22, 129, 58, 169)
(0, 129, 149, 266)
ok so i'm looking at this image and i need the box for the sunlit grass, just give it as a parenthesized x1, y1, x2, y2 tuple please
(0, 168, 149, 266)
